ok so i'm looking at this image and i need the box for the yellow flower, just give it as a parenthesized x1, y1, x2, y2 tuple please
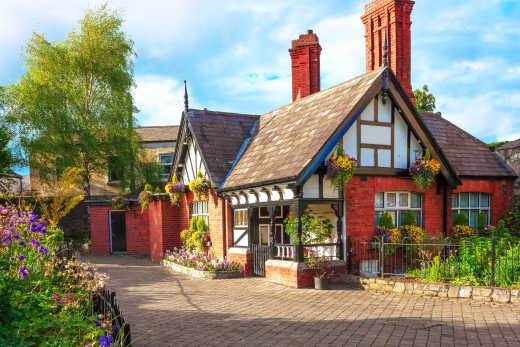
(452, 225, 475, 239)
(389, 228, 401, 243)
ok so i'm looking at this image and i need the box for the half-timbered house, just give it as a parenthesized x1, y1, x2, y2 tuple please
(89, 0, 516, 287)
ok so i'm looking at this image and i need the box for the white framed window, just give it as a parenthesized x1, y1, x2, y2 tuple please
(159, 152, 174, 176)
(191, 201, 208, 224)
(375, 192, 423, 227)
(234, 209, 248, 227)
(452, 192, 490, 229)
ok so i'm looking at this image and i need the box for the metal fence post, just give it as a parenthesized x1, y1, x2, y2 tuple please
(380, 237, 384, 278)
(491, 237, 496, 287)
(346, 236, 352, 274)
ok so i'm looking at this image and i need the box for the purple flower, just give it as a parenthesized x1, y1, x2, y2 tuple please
(9, 256, 14, 261)
(19, 265, 30, 278)
(13, 234, 20, 240)
(39, 247, 49, 254)
(113, 326, 119, 335)
(95, 320, 101, 327)
(2, 236, 11, 245)
(18, 255, 25, 261)
(19, 240, 25, 247)
(30, 239, 40, 247)
(99, 335, 113, 347)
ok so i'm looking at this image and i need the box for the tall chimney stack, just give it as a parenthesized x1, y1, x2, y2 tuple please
(361, 0, 415, 103)
(289, 30, 322, 102)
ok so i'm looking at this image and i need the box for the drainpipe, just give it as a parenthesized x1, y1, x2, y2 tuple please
(222, 198, 227, 257)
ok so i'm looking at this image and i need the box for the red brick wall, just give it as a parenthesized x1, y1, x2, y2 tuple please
(289, 30, 321, 101)
(453, 178, 514, 226)
(228, 251, 252, 277)
(148, 199, 182, 262)
(345, 176, 444, 240)
(125, 206, 149, 255)
(265, 260, 346, 288)
(361, 0, 415, 101)
(89, 205, 111, 255)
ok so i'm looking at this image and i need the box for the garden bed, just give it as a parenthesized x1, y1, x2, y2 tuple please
(161, 259, 242, 279)
(343, 275, 520, 304)
(161, 248, 242, 280)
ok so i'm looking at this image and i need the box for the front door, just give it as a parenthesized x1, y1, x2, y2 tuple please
(110, 211, 126, 252)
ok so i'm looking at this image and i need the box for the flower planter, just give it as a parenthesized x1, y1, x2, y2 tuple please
(161, 259, 242, 280)
(314, 277, 329, 290)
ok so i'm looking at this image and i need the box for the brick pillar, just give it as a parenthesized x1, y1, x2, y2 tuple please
(361, 0, 415, 103)
(289, 29, 321, 102)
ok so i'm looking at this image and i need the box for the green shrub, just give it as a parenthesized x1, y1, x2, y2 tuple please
(196, 217, 209, 233)
(378, 212, 394, 230)
(453, 212, 468, 226)
(189, 216, 197, 231)
(402, 210, 417, 226)
(477, 212, 488, 233)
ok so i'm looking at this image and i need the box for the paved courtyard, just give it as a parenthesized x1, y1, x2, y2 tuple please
(87, 255, 520, 347)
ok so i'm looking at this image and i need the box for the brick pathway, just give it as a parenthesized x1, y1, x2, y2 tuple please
(86, 255, 520, 347)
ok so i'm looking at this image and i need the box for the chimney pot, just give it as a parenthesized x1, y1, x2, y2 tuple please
(289, 30, 322, 102)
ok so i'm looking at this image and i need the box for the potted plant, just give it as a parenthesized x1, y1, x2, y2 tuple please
(189, 170, 210, 201)
(326, 145, 357, 190)
(307, 255, 330, 290)
(165, 175, 184, 206)
(409, 150, 440, 190)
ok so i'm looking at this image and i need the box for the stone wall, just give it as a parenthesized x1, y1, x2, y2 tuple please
(344, 275, 520, 304)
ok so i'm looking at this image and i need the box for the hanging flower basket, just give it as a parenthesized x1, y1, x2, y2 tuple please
(326, 146, 357, 190)
(409, 150, 440, 190)
(111, 195, 129, 210)
(165, 175, 184, 206)
(138, 184, 154, 213)
(189, 170, 210, 201)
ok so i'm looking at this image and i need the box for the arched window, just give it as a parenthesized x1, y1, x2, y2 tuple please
(375, 192, 423, 227)
(452, 193, 490, 229)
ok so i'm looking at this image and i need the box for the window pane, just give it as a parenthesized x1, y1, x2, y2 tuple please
(480, 193, 489, 208)
(459, 193, 469, 208)
(203, 202, 208, 214)
(469, 210, 478, 230)
(275, 206, 282, 217)
(398, 211, 405, 227)
(411, 193, 421, 208)
(399, 193, 408, 207)
(386, 193, 396, 207)
(452, 194, 458, 208)
(480, 210, 489, 225)
(259, 207, 269, 218)
(375, 212, 383, 226)
(470, 193, 479, 208)
(460, 209, 469, 221)
(375, 193, 384, 208)
(415, 211, 422, 227)
(387, 211, 397, 226)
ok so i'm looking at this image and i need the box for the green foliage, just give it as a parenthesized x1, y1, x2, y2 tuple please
(284, 211, 334, 245)
(180, 217, 209, 253)
(453, 212, 469, 226)
(488, 141, 507, 148)
(189, 216, 197, 231)
(133, 161, 164, 194)
(477, 212, 488, 233)
(378, 212, 394, 230)
(506, 196, 520, 237)
(402, 210, 417, 226)
(427, 256, 444, 283)
(413, 84, 436, 112)
(196, 217, 209, 233)
(3, 4, 139, 196)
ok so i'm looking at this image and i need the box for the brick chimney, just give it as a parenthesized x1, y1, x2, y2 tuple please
(361, 0, 415, 103)
(289, 30, 322, 102)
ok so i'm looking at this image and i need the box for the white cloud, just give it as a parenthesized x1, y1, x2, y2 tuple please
(133, 75, 189, 126)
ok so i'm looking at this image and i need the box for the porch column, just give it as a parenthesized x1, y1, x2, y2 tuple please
(268, 206, 276, 258)
(294, 200, 305, 263)
(332, 202, 344, 261)
(247, 207, 255, 249)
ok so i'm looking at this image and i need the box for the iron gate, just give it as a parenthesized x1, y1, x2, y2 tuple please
(251, 244, 270, 276)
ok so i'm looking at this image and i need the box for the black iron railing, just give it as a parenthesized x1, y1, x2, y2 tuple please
(55, 242, 132, 346)
(346, 236, 520, 288)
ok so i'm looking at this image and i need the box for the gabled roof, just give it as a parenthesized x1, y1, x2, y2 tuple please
(177, 109, 259, 186)
(421, 112, 516, 178)
(497, 139, 520, 151)
(135, 126, 179, 142)
(222, 69, 385, 190)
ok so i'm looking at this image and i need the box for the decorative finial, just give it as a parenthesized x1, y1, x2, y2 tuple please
(383, 28, 388, 67)
(184, 80, 189, 113)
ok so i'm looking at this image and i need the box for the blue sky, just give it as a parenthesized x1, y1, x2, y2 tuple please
(2, 0, 519, 175)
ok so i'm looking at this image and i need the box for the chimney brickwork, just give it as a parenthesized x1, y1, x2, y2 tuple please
(362, 0, 415, 103)
(289, 30, 322, 102)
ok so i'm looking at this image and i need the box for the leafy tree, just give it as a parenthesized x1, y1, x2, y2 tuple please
(414, 84, 436, 112)
(3, 5, 139, 197)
